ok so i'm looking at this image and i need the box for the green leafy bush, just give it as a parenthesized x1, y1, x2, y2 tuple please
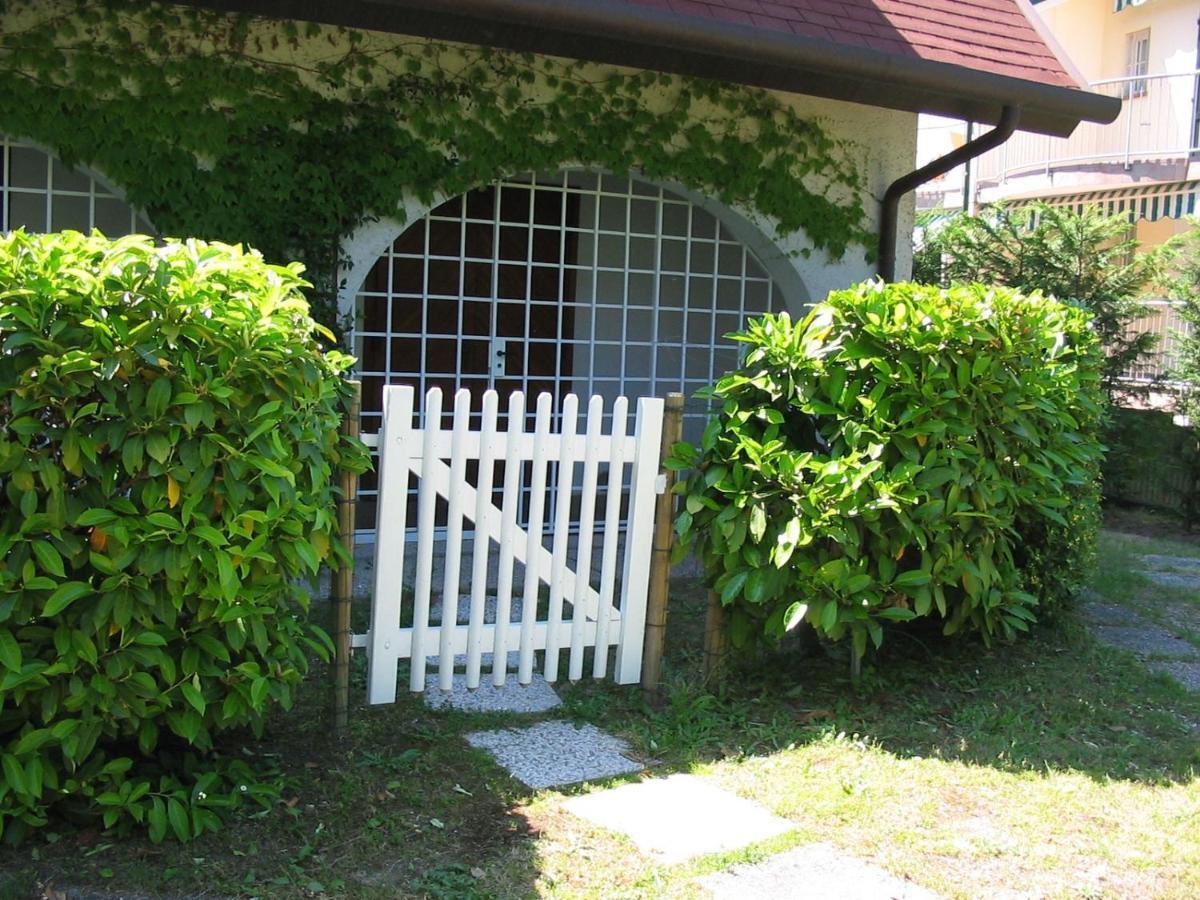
(0, 231, 367, 842)
(672, 281, 1104, 661)
(915, 204, 1161, 507)
(915, 203, 1157, 396)
(1163, 218, 1200, 527)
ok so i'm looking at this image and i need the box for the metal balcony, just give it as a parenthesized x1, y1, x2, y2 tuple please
(977, 70, 1200, 184)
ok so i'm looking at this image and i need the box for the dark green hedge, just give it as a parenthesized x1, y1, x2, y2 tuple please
(1103, 407, 1193, 513)
(671, 281, 1105, 659)
(0, 231, 367, 842)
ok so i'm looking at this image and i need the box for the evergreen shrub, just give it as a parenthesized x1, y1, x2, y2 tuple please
(671, 281, 1104, 660)
(0, 231, 367, 841)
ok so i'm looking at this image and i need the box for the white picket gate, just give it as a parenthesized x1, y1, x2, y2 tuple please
(357, 385, 664, 704)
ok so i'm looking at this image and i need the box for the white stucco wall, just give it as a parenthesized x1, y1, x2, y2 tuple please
(335, 39, 917, 318)
(3, 2, 917, 305)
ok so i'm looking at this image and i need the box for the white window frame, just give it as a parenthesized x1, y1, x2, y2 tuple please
(1124, 29, 1151, 99)
(350, 170, 784, 537)
(1, 136, 149, 235)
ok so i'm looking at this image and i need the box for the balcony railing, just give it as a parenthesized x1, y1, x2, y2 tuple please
(977, 70, 1200, 184)
(1119, 299, 1192, 385)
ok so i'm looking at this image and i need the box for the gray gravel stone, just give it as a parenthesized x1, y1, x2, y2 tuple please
(1144, 571, 1200, 592)
(698, 843, 940, 899)
(1140, 554, 1200, 573)
(1160, 602, 1200, 636)
(428, 593, 525, 625)
(1091, 625, 1199, 659)
(424, 673, 563, 713)
(466, 721, 642, 789)
(1080, 601, 1136, 627)
(426, 650, 522, 673)
(1148, 660, 1200, 692)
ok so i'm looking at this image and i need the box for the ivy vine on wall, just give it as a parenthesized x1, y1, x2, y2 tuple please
(0, 0, 873, 333)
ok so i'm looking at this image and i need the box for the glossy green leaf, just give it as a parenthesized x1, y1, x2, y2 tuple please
(42, 582, 92, 617)
(0, 631, 21, 673)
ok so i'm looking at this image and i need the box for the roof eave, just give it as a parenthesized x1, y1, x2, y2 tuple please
(178, 0, 1122, 137)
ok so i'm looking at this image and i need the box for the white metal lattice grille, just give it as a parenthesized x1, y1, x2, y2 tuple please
(1, 136, 152, 236)
(352, 171, 782, 532)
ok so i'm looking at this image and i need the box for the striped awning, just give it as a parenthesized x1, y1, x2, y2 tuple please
(1008, 180, 1198, 223)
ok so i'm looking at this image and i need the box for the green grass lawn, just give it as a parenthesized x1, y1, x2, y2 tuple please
(3, 528, 1198, 899)
(1091, 524, 1200, 650)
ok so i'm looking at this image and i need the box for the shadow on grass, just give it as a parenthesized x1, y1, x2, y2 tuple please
(0, 629, 549, 900)
(5, 533, 1198, 899)
(560, 575, 1200, 789)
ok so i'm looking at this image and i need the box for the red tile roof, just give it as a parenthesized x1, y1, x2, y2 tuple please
(622, 0, 1079, 88)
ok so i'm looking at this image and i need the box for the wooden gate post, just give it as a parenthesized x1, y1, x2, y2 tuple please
(641, 393, 685, 696)
(702, 590, 729, 688)
(333, 380, 361, 734)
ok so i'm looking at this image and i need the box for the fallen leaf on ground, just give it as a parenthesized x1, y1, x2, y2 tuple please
(794, 708, 836, 723)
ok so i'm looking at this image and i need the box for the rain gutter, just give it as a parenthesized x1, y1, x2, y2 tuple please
(183, 0, 1121, 137)
(879, 104, 1023, 282)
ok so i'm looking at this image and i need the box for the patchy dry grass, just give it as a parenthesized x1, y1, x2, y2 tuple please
(2, 530, 1199, 899)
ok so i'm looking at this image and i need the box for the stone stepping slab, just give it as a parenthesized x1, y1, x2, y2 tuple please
(563, 774, 793, 864)
(466, 721, 642, 789)
(1091, 625, 1198, 660)
(1162, 603, 1200, 637)
(698, 842, 940, 899)
(424, 673, 562, 713)
(422, 595, 524, 672)
(1079, 600, 1133, 627)
(1140, 554, 1200, 573)
(425, 650, 521, 673)
(1144, 571, 1200, 592)
(1148, 660, 1200, 692)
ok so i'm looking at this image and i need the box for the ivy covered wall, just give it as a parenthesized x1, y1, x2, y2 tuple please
(0, 0, 917, 329)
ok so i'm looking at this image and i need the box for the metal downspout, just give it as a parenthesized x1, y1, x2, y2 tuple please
(878, 105, 1022, 282)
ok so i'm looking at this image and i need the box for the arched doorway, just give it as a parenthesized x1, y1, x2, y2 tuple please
(350, 171, 788, 531)
(1, 136, 152, 236)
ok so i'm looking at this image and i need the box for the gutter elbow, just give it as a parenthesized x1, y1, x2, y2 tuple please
(878, 105, 1022, 282)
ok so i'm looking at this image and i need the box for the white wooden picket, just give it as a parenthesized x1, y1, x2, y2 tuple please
(359, 385, 663, 703)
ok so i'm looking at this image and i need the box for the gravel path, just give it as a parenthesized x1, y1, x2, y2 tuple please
(1084, 553, 1200, 693)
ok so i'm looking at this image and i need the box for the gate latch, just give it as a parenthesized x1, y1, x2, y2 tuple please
(490, 337, 509, 377)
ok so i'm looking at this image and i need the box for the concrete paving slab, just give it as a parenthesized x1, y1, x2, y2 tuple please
(1148, 660, 1200, 692)
(424, 674, 562, 713)
(563, 774, 793, 864)
(698, 842, 939, 899)
(1140, 554, 1200, 573)
(466, 721, 642, 789)
(1091, 625, 1199, 659)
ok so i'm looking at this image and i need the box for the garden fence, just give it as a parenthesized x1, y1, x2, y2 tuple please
(1119, 299, 1190, 385)
(353, 385, 664, 704)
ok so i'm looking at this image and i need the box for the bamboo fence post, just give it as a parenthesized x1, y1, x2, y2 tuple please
(333, 380, 361, 735)
(702, 590, 729, 687)
(641, 393, 685, 696)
